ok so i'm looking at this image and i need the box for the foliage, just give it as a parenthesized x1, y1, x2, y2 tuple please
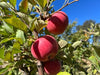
(0, 0, 100, 75)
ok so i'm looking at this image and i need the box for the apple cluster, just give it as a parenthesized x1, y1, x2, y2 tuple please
(31, 11, 68, 75)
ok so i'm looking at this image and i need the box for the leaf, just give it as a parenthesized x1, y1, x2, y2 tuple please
(93, 45, 100, 57)
(16, 30, 25, 44)
(72, 41, 82, 48)
(2, 20, 14, 33)
(58, 39, 67, 48)
(37, 0, 47, 8)
(4, 51, 12, 61)
(0, 62, 3, 65)
(0, 37, 15, 44)
(28, 0, 36, 5)
(57, 72, 71, 75)
(19, 0, 28, 13)
(16, 12, 32, 25)
(12, 42, 21, 54)
(89, 56, 100, 70)
(9, 0, 16, 7)
(4, 16, 27, 32)
(0, 65, 10, 74)
(93, 32, 99, 36)
(34, 19, 47, 32)
(0, 48, 4, 59)
(0, 28, 9, 35)
(0, 2, 9, 8)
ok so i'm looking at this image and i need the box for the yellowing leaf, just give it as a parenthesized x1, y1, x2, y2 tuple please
(4, 16, 27, 32)
(19, 0, 28, 13)
(57, 72, 71, 75)
(9, 0, 16, 7)
(37, 0, 47, 8)
(58, 39, 67, 48)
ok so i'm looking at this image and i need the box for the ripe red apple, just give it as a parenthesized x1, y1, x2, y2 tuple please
(47, 11, 68, 35)
(31, 35, 58, 62)
(43, 59, 61, 75)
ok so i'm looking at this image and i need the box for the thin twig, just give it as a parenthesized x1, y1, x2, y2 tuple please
(52, 0, 79, 15)
(46, 0, 79, 19)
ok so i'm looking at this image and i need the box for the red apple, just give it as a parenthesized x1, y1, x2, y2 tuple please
(31, 35, 58, 62)
(47, 11, 68, 35)
(43, 59, 61, 75)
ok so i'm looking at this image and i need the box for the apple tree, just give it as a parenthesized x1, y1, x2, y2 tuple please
(0, 0, 100, 75)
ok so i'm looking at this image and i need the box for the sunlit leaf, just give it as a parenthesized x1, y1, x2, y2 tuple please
(37, 0, 47, 8)
(16, 30, 25, 44)
(4, 16, 27, 32)
(57, 72, 71, 75)
(19, 0, 28, 13)
(0, 37, 15, 44)
(2, 20, 14, 33)
(0, 2, 9, 8)
(58, 39, 67, 48)
(89, 56, 100, 70)
(9, 0, 16, 7)
(12, 42, 21, 54)
(72, 41, 82, 48)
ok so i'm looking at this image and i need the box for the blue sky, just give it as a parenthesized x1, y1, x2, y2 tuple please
(52, 0, 100, 25)
(17, 0, 100, 25)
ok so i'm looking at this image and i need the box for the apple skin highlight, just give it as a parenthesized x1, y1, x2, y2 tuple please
(47, 11, 68, 35)
(31, 35, 58, 62)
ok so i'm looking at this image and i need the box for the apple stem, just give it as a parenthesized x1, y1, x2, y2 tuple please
(33, 29, 44, 75)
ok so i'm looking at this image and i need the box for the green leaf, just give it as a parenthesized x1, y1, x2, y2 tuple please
(0, 63, 12, 74)
(2, 20, 14, 33)
(72, 41, 82, 48)
(0, 62, 3, 65)
(93, 45, 100, 57)
(16, 12, 32, 25)
(0, 65, 10, 74)
(19, 0, 28, 13)
(0, 48, 4, 59)
(57, 72, 71, 75)
(4, 51, 12, 61)
(89, 56, 100, 70)
(0, 28, 9, 35)
(33, 19, 47, 32)
(28, 0, 36, 5)
(58, 39, 67, 48)
(16, 30, 25, 44)
(37, 0, 47, 8)
(0, 37, 15, 44)
(12, 42, 21, 54)
(4, 16, 27, 32)
(9, 0, 16, 7)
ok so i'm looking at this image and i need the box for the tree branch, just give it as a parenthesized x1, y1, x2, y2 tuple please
(33, 29, 44, 75)
(52, 0, 79, 15)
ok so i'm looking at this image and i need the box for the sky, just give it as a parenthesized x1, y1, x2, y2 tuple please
(17, 0, 100, 25)
(52, 0, 100, 25)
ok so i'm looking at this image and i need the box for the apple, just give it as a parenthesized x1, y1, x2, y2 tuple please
(47, 11, 68, 35)
(31, 35, 58, 62)
(43, 59, 61, 75)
